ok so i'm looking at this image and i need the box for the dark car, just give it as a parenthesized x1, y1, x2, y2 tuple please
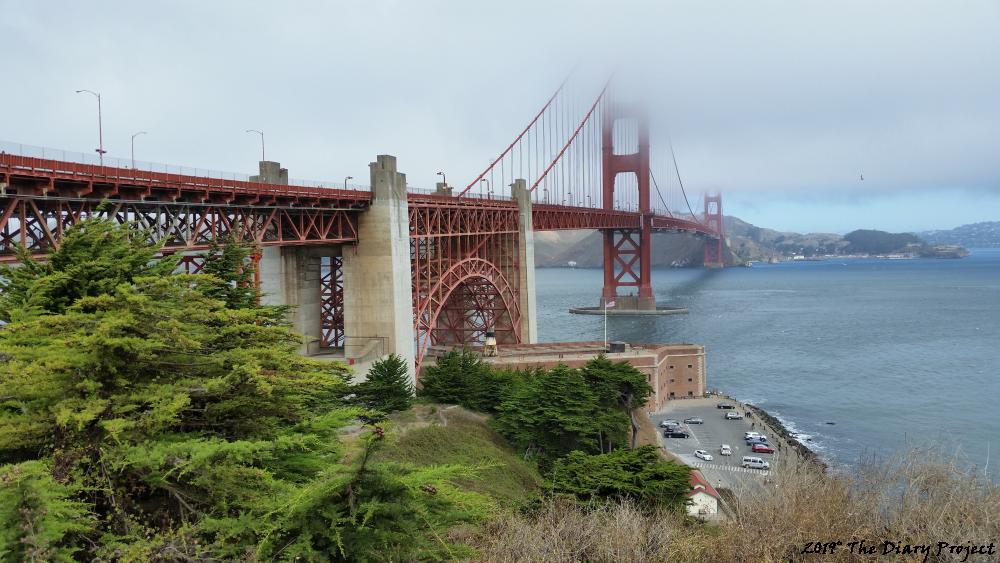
(683, 417, 704, 424)
(751, 443, 775, 454)
(716, 403, 735, 410)
(663, 430, 690, 438)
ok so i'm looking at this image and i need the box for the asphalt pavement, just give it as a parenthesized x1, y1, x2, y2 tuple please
(651, 397, 800, 493)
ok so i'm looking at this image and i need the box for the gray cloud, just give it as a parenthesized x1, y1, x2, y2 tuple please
(2, 0, 997, 230)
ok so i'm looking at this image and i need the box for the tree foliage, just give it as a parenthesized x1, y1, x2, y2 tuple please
(0, 217, 176, 322)
(353, 354, 415, 413)
(418, 348, 520, 412)
(549, 446, 691, 509)
(0, 219, 481, 560)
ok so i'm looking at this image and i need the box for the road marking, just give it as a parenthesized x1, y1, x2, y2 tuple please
(692, 462, 771, 476)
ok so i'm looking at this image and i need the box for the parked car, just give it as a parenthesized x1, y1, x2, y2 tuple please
(663, 430, 690, 438)
(659, 419, 680, 428)
(694, 449, 713, 461)
(725, 411, 744, 420)
(744, 431, 761, 440)
(746, 436, 769, 445)
(742, 456, 770, 470)
(683, 417, 704, 424)
(716, 403, 735, 410)
(720, 444, 732, 456)
(751, 443, 775, 454)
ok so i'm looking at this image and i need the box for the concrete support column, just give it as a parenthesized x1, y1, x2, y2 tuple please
(511, 179, 537, 344)
(259, 245, 332, 355)
(342, 155, 417, 379)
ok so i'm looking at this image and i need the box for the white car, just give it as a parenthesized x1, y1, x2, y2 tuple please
(694, 449, 713, 461)
(720, 444, 732, 456)
(725, 411, 744, 420)
(659, 419, 680, 428)
(744, 431, 761, 440)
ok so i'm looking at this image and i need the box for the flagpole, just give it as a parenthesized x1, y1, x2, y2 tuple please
(604, 299, 608, 349)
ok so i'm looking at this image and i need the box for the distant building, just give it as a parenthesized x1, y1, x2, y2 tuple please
(424, 341, 707, 411)
(687, 470, 720, 518)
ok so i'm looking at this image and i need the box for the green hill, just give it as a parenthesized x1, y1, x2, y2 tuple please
(375, 404, 543, 503)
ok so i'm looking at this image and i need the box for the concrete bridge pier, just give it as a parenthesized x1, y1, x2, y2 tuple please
(341, 155, 417, 380)
(259, 245, 338, 355)
(512, 179, 537, 344)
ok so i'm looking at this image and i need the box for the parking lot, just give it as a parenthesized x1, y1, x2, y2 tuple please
(651, 397, 801, 492)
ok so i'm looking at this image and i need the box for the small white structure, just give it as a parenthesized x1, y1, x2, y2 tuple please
(686, 471, 720, 518)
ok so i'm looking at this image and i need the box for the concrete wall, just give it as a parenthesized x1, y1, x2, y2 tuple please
(259, 245, 341, 355)
(341, 155, 417, 380)
(512, 179, 537, 343)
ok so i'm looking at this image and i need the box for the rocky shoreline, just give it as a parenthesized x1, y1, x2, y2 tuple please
(710, 391, 827, 471)
(743, 403, 828, 471)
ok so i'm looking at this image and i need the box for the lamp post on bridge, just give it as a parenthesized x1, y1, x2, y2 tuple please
(130, 131, 147, 169)
(436, 170, 446, 187)
(543, 187, 548, 204)
(587, 194, 592, 207)
(480, 178, 490, 198)
(245, 129, 265, 161)
(567, 191, 573, 206)
(75, 89, 106, 165)
(344, 176, 353, 190)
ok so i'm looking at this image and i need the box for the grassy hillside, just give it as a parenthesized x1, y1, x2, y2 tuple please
(375, 404, 543, 504)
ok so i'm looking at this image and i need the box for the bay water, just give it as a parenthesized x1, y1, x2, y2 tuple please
(535, 249, 1000, 476)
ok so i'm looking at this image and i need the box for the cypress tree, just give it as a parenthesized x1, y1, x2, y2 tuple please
(354, 354, 414, 413)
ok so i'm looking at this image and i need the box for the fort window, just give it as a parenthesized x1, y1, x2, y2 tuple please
(669, 392, 675, 397)
(688, 378, 693, 382)
(688, 391, 693, 396)
(687, 364, 693, 368)
(668, 365, 674, 369)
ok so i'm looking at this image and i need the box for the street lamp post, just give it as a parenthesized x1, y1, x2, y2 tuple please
(246, 129, 265, 161)
(75, 89, 105, 165)
(436, 170, 446, 186)
(480, 178, 490, 198)
(130, 131, 147, 169)
(543, 187, 548, 203)
(344, 176, 353, 190)
(567, 191, 573, 206)
(587, 194, 592, 207)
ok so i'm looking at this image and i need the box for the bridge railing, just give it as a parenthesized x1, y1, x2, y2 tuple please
(0, 140, 371, 192)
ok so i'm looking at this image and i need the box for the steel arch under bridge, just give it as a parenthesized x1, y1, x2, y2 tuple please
(408, 199, 523, 369)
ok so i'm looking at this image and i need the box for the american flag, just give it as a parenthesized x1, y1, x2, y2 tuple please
(606, 299, 616, 308)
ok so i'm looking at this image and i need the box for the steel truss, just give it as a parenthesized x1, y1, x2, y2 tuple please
(409, 202, 522, 370)
(320, 256, 345, 348)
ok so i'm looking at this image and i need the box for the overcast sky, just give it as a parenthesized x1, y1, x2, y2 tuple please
(2, 0, 998, 233)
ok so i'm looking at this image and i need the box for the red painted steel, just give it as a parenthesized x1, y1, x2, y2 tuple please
(703, 194, 725, 267)
(601, 105, 654, 306)
(320, 256, 345, 347)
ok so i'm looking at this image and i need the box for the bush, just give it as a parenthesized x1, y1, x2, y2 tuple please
(354, 354, 414, 413)
(549, 446, 691, 509)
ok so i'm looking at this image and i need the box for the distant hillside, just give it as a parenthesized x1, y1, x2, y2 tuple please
(919, 221, 1000, 248)
(534, 217, 971, 267)
(843, 229, 922, 254)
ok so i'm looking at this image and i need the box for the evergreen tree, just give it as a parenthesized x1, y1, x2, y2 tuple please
(492, 365, 600, 467)
(0, 217, 176, 322)
(354, 354, 414, 413)
(0, 218, 481, 560)
(549, 446, 691, 510)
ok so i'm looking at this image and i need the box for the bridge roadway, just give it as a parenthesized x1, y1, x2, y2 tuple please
(0, 153, 716, 261)
(0, 152, 721, 376)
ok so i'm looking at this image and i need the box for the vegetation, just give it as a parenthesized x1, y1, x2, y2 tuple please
(417, 348, 523, 412)
(549, 446, 690, 508)
(374, 405, 542, 504)
(353, 354, 415, 413)
(843, 229, 922, 254)
(0, 219, 483, 561)
(473, 451, 1000, 562)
